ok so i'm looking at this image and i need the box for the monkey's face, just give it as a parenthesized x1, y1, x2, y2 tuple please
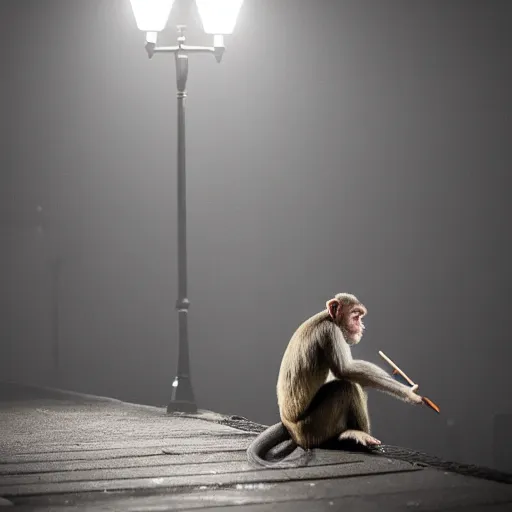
(327, 294, 368, 344)
(341, 302, 367, 345)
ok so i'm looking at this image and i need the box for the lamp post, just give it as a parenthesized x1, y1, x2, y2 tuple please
(129, 0, 243, 414)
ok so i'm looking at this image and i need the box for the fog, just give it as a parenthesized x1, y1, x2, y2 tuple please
(1, 0, 511, 471)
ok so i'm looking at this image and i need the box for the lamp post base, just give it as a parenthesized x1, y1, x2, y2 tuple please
(167, 399, 198, 414)
(167, 376, 197, 414)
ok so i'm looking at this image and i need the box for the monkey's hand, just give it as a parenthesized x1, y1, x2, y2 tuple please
(405, 388, 423, 405)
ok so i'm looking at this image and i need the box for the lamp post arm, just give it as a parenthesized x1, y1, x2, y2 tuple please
(145, 31, 225, 62)
(155, 45, 215, 54)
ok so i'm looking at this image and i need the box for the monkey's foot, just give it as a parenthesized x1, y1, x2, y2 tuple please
(338, 429, 381, 446)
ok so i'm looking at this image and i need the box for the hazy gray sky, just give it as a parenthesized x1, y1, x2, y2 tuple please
(1, 0, 511, 470)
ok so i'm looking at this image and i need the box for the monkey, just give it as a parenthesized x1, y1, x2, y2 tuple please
(247, 292, 424, 467)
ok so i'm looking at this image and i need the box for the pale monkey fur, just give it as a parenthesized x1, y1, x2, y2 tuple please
(276, 293, 422, 449)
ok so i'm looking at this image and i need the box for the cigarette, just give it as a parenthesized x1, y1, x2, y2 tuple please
(378, 350, 416, 387)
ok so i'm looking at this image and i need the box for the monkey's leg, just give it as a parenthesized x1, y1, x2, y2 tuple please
(347, 383, 370, 433)
(338, 382, 380, 446)
(338, 429, 380, 446)
(285, 380, 356, 449)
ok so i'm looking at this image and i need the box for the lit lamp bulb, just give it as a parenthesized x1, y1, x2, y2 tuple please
(129, 0, 176, 44)
(195, 0, 244, 35)
(196, 0, 243, 62)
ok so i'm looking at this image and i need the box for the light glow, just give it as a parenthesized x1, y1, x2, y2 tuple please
(146, 31, 158, 44)
(129, 0, 175, 32)
(213, 34, 224, 47)
(195, 0, 244, 35)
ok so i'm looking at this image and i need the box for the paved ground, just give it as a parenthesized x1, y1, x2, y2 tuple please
(0, 381, 511, 511)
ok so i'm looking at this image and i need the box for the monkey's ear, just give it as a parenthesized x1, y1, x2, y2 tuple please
(326, 299, 340, 320)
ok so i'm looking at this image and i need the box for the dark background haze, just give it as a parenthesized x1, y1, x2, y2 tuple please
(1, 0, 511, 471)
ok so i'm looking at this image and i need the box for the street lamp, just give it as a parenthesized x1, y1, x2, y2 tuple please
(129, 0, 243, 414)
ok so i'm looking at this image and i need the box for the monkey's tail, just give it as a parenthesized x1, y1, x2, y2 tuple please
(246, 422, 312, 468)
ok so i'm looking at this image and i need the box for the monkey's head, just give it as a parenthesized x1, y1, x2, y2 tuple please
(326, 293, 367, 345)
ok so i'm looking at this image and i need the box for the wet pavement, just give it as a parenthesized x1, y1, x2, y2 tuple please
(0, 381, 511, 511)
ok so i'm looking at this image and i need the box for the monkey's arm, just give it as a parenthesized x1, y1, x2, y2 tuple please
(326, 334, 419, 403)
(341, 359, 419, 403)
